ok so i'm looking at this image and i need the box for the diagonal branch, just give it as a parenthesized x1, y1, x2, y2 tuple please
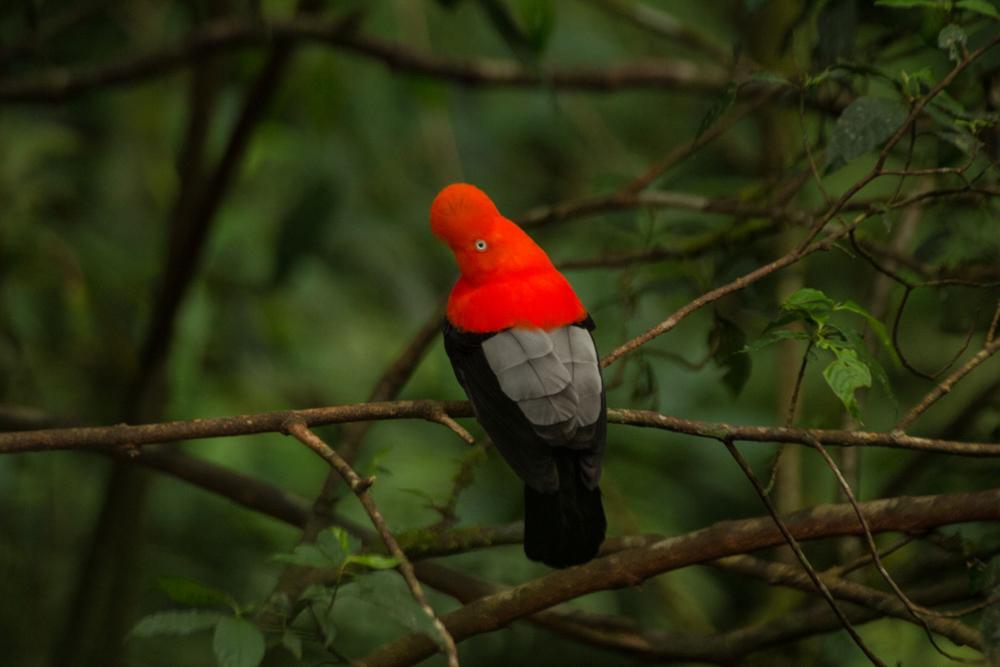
(721, 439, 887, 666)
(897, 337, 1000, 431)
(285, 421, 459, 667)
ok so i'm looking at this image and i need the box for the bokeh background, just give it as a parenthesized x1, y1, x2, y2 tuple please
(1, 1, 999, 666)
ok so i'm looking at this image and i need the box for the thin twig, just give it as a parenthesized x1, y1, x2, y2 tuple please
(897, 337, 1000, 431)
(804, 436, 974, 662)
(285, 421, 460, 667)
(721, 439, 888, 667)
(0, 16, 730, 104)
(712, 555, 981, 650)
(600, 211, 873, 368)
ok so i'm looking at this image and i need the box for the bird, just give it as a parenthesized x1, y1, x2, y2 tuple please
(430, 183, 607, 568)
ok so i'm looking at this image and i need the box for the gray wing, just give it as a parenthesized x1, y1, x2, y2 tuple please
(481, 326, 603, 447)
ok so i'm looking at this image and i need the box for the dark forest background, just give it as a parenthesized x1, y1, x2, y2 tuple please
(1, 1, 1000, 666)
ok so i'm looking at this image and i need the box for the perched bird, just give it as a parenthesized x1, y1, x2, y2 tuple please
(430, 183, 607, 568)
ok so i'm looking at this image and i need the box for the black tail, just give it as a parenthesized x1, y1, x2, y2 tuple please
(523, 452, 606, 568)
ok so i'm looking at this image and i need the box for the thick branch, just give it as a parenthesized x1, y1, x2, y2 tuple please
(361, 487, 1000, 667)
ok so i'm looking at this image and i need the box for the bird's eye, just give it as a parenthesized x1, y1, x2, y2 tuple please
(474, 239, 488, 252)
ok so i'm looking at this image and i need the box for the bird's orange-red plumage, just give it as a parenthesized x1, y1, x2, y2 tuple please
(430, 183, 586, 333)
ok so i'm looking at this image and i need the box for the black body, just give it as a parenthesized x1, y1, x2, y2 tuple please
(442, 317, 607, 567)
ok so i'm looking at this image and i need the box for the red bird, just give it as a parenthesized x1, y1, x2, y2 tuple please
(430, 183, 607, 568)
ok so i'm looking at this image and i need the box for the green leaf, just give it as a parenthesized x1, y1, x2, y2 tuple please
(900, 67, 934, 98)
(822, 348, 872, 420)
(213, 617, 266, 667)
(156, 577, 237, 611)
(781, 287, 836, 325)
(956, 0, 1000, 18)
(744, 328, 811, 353)
(347, 554, 401, 570)
(938, 24, 968, 61)
(827, 97, 908, 171)
(709, 313, 751, 397)
(834, 300, 899, 365)
(841, 328, 897, 407)
(983, 602, 1000, 667)
(750, 71, 791, 86)
(272, 543, 341, 569)
(316, 528, 350, 566)
(339, 572, 441, 647)
(281, 630, 303, 660)
(328, 526, 360, 557)
(130, 610, 223, 638)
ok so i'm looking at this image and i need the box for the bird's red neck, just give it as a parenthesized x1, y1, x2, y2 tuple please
(447, 269, 586, 333)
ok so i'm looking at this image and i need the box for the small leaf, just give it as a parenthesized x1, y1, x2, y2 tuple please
(750, 71, 791, 85)
(822, 348, 872, 420)
(841, 328, 897, 407)
(281, 630, 303, 660)
(938, 24, 968, 62)
(781, 287, 836, 325)
(272, 544, 341, 569)
(213, 617, 266, 667)
(827, 97, 908, 171)
(329, 526, 360, 557)
(983, 603, 1000, 667)
(157, 577, 237, 611)
(709, 313, 751, 397)
(834, 300, 900, 365)
(956, 0, 1000, 18)
(316, 529, 350, 566)
(900, 67, 934, 98)
(347, 554, 401, 570)
(744, 328, 811, 353)
(130, 610, 223, 638)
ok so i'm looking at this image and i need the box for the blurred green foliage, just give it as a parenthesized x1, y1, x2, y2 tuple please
(1, 1, 1000, 666)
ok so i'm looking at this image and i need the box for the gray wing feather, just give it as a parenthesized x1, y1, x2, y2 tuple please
(483, 327, 603, 445)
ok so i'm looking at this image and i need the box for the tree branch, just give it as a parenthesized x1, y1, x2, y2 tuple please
(360, 487, 1000, 667)
(0, 16, 729, 104)
(285, 422, 459, 667)
(5, 403, 1000, 457)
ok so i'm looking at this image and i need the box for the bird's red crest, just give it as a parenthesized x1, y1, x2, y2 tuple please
(430, 183, 586, 332)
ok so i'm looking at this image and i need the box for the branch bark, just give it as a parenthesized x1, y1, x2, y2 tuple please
(361, 487, 1000, 667)
(6, 402, 1000, 457)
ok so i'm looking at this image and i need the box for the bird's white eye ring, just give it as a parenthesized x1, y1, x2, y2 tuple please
(474, 239, 488, 252)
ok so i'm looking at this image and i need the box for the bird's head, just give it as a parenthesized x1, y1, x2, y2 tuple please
(430, 183, 551, 284)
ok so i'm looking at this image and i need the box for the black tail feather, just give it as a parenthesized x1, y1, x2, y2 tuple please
(523, 453, 606, 568)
